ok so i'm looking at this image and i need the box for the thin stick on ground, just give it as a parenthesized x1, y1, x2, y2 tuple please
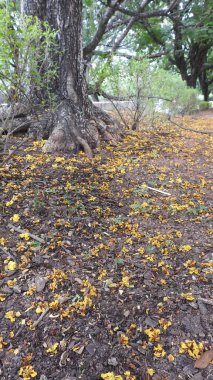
(8, 223, 45, 243)
(169, 117, 213, 135)
(32, 296, 72, 328)
(0, 246, 17, 262)
(198, 297, 213, 306)
(146, 186, 171, 196)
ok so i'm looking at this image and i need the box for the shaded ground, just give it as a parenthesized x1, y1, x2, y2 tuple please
(0, 113, 213, 380)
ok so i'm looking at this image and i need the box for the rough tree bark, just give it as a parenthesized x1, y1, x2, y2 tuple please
(22, 0, 119, 156)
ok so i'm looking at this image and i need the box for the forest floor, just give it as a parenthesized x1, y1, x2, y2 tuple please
(0, 111, 213, 380)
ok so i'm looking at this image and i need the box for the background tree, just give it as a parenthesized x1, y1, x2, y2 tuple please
(130, 0, 213, 100)
(20, 0, 180, 155)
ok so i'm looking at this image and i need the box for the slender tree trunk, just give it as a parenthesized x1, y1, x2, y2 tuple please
(22, 0, 119, 156)
(199, 70, 209, 101)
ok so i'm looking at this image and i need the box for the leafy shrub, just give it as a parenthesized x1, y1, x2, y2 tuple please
(0, 1, 58, 107)
(89, 57, 200, 128)
(199, 101, 211, 110)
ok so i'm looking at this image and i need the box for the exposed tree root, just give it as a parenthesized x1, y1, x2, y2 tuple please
(76, 136, 93, 158)
(42, 100, 122, 156)
(1, 99, 123, 157)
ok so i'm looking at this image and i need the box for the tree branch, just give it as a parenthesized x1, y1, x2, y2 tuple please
(83, 0, 126, 59)
(110, 0, 181, 18)
(169, 117, 213, 135)
(93, 49, 169, 60)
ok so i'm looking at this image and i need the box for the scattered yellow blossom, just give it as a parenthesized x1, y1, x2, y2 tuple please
(35, 304, 47, 314)
(153, 344, 166, 358)
(119, 334, 129, 346)
(98, 269, 107, 280)
(48, 269, 68, 290)
(179, 340, 203, 358)
(168, 354, 175, 362)
(88, 196, 96, 201)
(188, 267, 199, 275)
(20, 232, 30, 241)
(0, 237, 6, 245)
(46, 342, 59, 354)
(101, 373, 123, 380)
(19, 365, 37, 380)
(147, 368, 155, 376)
(5, 310, 21, 323)
(159, 318, 172, 330)
(6, 261, 17, 271)
(16, 242, 26, 252)
(179, 245, 192, 252)
(10, 214, 20, 223)
(124, 371, 136, 380)
(49, 300, 60, 310)
(7, 279, 17, 287)
(55, 157, 65, 163)
(181, 292, 194, 301)
(25, 287, 36, 296)
(144, 327, 161, 342)
(120, 275, 130, 287)
(0, 294, 6, 301)
(0, 336, 7, 350)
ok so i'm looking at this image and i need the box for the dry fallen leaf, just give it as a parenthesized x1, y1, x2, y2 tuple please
(194, 348, 213, 369)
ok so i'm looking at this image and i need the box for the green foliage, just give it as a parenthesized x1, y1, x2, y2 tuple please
(151, 69, 199, 115)
(0, 3, 58, 107)
(83, 0, 94, 6)
(187, 205, 208, 215)
(90, 57, 199, 127)
(199, 101, 211, 110)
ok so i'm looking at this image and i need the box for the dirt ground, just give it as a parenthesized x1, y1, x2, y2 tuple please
(0, 111, 213, 380)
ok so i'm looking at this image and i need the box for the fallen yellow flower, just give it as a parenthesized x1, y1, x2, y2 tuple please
(144, 327, 161, 342)
(101, 372, 123, 380)
(10, 214, 20, 223)
(119, 334, 129, 346)
(46, 342, 59, 354)
(181, 292, 194, 301)
(153, 344, 166, 358)
(19, 365, 37, 380)
(6, 261, 17, 271)
(147, 368, 155, 376)
(179, 340, 203, 359)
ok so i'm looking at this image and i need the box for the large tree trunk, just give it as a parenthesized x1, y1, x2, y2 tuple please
(22, 0, 119, 156)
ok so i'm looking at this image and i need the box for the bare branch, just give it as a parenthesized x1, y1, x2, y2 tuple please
(106, 18, 129, 32)
(111, 0, 181, 18)
(169, 117, 213, 135)
(83, 0, 126, 59)
(93, 49, 169, 60)
(8, 223, 45, 243)
(84, 0, 181, 59)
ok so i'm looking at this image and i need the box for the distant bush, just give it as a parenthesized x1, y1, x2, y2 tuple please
(199, 101, 211, 110)
(89, 58, 200, 128)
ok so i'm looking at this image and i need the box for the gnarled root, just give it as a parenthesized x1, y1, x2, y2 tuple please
(42, 100, 123, 157)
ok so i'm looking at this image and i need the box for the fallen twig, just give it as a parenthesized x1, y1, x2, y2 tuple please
(0, 246, 17, 262)
(32, 296, 71, 328)
(146, 186, 171, 196)
(32, 307, 50, 329)
(8, 223, 45, 243)
(169, 117, 213, 135)
(198, 297, 213, 306)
